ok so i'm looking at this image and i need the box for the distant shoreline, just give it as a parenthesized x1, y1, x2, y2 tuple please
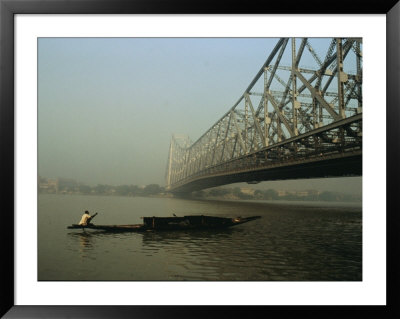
(38, 191, 362, 203)
(38, 177, 362, 203)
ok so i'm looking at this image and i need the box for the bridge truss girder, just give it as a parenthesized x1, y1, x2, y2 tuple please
(166, 38, 362, 193)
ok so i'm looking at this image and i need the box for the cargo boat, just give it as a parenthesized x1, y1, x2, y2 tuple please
(67, 215, 261, 232)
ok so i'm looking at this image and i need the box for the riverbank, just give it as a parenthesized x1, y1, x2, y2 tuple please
(38, 189, 361, 203)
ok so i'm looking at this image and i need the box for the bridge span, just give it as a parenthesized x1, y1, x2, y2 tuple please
(165, 38, 362, 194)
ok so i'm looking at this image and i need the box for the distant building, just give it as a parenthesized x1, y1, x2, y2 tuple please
(295, 191, 309, 197)
(240, 187, 255, 196)
(277, 190, 287, 197)
(307, 190, 321, 196)
(38, 177, 58, 193)
(58, 178, 78, 192)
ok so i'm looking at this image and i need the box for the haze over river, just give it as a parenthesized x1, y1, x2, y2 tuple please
(38, 194, 362, 281)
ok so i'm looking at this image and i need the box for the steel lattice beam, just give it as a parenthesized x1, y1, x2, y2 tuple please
(166, 38, 362, 193)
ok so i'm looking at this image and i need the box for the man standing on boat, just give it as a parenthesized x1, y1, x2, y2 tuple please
(78, 210, 97, 226)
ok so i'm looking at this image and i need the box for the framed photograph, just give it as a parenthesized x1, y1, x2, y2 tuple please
(1, 0, 399, 318)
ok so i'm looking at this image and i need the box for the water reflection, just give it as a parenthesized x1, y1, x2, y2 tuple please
(141, 228, 234, 245)
(68, 231, 95, 258)
(140, 228, 266, 280)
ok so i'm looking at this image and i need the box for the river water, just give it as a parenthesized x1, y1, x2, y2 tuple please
(38, 194, 362, 281)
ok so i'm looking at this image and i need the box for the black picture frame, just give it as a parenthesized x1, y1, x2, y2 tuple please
(1, 0, 399, 318)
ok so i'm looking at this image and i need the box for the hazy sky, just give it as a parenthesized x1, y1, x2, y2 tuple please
(38, 38, 361, 194)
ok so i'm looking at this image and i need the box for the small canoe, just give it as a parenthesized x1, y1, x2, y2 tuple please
(67, 215, 261, 232)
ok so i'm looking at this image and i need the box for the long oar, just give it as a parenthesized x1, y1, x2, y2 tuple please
(88, 212, 98, 225)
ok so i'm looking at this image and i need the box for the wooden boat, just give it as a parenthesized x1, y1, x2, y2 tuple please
(67, 215, 261, 232)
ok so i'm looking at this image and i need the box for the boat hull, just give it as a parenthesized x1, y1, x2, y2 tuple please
(67, 215, 261, 232)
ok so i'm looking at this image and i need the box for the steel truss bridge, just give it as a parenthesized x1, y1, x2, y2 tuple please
(166, 38, 362, 194)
